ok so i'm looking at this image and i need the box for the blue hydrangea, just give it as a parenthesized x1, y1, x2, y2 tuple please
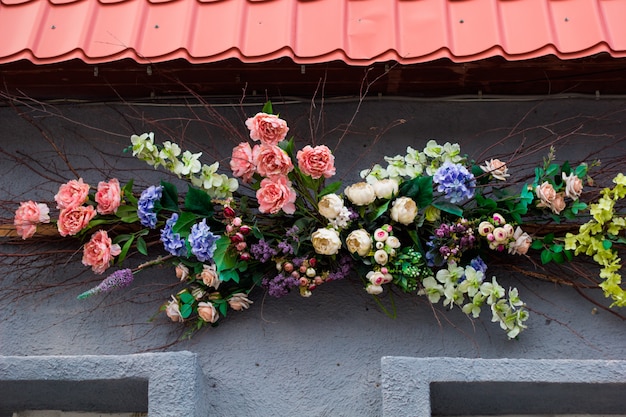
(160, 213, 188, 257)
(188, 219, 219, 262)
(433, 162, 476, 203)
(137, 185, 163, 228)
(469, 256, 488, 275)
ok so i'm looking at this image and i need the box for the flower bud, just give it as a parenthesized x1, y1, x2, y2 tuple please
(232, 217, 242, 227)
(283, 262, 294, 273)
(239, 225, 252, 235)
(230, 232, 245, 243)
(239, 252, 251, 261)
(223, 206, 236, 218)
(306, 267, 316, 278)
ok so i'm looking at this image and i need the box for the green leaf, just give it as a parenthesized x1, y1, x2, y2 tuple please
(262, 101, 274, 114)
(118, 235, 134, 264)
(540, 249, 552, 265)
(432, 201, 463, 217)
(160, 181, 179, 212)
(319, 181, 342, 197)
(399, 176, 433, 208)
(279, 136, 295, 158)
(179, 292, 194, 304)
(520, 184, 535, 205)
(564, 249, 573, 261)
(121, 179, 137, 205)
(213, 236, 236, 272)
(136, 236, 148, 256)
(575, 163, 588, 178)
(369, 200, 390, 222)
(475, 193, 497, 210)
(112, 234, 133, 245)
(551, 251, 565, 264)
(530, 240, 543, 250)
(543, 233, 555, 244)
(570, 201, 587, 215)
(184, 185, 214, 216)
(180, 303, 193, 319)
(217, 300, 228, 316)
(545, 163, 559, 178)
(220, 269, 240, 283)
(551, 243, 563, 253)
(173, 212, 198, 236)
(561, 161, 572, 176)
(603, 239, 613, 250)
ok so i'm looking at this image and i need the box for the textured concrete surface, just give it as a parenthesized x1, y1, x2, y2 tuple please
(0, 352, 208, 417)
(381, 357, 626, 417)
(0, 97, 625, 416)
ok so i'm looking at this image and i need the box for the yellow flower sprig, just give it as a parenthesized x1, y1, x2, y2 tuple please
(564, 173, 626, 307)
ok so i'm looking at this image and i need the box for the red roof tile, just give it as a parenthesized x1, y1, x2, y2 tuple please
(0, 0, 624, 65)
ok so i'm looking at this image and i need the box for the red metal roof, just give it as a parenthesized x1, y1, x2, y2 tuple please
(0, 0, 625, 65)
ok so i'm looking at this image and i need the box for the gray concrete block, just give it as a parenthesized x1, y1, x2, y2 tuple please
(381, 357, 626, 417)
(0, 352, 208, 417)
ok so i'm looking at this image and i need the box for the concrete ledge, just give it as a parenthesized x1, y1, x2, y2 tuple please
(0, 351, 209, 417)
(381, 357, 626, 417)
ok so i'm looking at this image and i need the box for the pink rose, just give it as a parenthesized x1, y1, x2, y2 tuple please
(230, 142, 256, 183)
(253, 144, 293, 177)
(296, 145, 336, 179)
(95, 178, 121, 215)
(245, 112, 289, 146)
(14, 201, 50, 239)
(54, 178, 90, 210)
(256, 175, 297, 214)
(82, 230, 122, 274)
(57, 205, 96, 237)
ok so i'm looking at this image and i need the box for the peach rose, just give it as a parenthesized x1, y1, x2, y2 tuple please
(296, 145, 336, 179)
(480, 159, 509, 181)
(14, 201, 50, 239)
(197, 302, 219, 323)
(551, 192, 566, 214)
(54, 178, 90, 210)
(562, 172, 583, 200)
(57, 205, 96, 237)
(95, 178, 121, 215)
(256, 175, 297, 214)
(230, 142, 256, 183)
(245, 112, 289, 146)
(228, 293, 253, 311)
(535, 181, 557, 209)
(82, 230, 122, 274)
(165, 296, 184, 322)
(253, 144, 293, 177)
(199, 263, 221, 289)
(508, 227, 532, 255)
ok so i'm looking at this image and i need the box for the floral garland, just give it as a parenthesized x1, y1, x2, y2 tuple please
(11, 101, 625, 339)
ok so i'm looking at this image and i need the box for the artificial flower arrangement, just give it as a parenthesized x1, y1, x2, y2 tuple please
(11, 101, 626, 339)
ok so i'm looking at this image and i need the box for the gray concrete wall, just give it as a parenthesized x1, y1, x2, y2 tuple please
(0, 96, 625, 416)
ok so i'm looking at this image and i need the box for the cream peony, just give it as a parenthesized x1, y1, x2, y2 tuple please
(372, 178, 399, 199)
(344, 182, 376, 206)
(311, 228, 342, 255)
(390, 196, 418, 225)
(346, 229, 372, 257)
(366, 284, 383, 295)
(318, 193, 344, 219)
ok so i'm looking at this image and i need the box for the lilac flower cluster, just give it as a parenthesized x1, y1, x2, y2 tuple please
(285, 225, 300, 242)
(433, 162, 476, 203)
(263, 273, 300, 298)
(137, 185, 163, 228)
(250, 239, 278, 263)
(426, 219, 477, 267)
(77, 268, 134, 299)
(189, 219, 219, 262)
(160, 213, 188, 257)
(326, 254, 353, 282)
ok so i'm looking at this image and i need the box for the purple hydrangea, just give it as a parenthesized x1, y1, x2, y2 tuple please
(188, 219, 219, 262)
(160, 213, 188, 257)
(250, 239, 278, 263)
(263, 273, 299, 298)
(285, 225, 300, 242)
(77, 268, 134, 299)
(137, 185, 163, 228)
(277, 240, 294, 255)
(433, 162, 476, 204)
(326, 254, 353, 282)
